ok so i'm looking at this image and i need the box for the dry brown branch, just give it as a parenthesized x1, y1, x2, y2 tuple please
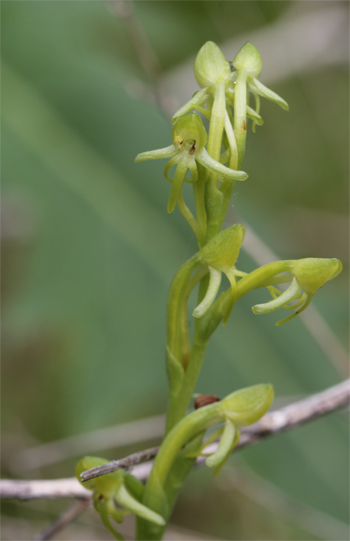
(0, 478, 91, 500)
(1, 378, 348, 501)
(31, 499, 91, 541)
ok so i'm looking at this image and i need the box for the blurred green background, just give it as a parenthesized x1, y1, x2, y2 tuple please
(2, 1, 349, 539)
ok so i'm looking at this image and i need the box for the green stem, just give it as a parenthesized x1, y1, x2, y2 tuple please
(177, 190, 204, 245)
(205, 82, 226, 241)
(165, 332, 209, 433)
(166, 255, 200, 395)
(192, 168, 207, 244)
(234, 70, 248, 167)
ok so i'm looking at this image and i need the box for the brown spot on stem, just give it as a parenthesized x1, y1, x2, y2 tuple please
(194, 394, 220, 409)
(242, 120, 246, 131)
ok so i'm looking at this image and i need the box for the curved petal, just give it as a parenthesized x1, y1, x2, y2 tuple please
(172, 87, 209, 124)
(205, 420, 238, 474)
(276, 293, 313, 326)
(164, 155, 180, 184)
(249, 77, 289, 111)
(252, 276, 302, 314)
(167, 160, 188, 213)
(135, 145, 177, 162)
(246, 105, 263, 129)
(186, 159, 198, 184)
(115, 484, 165, 526)
(99, 507, 124, 541)
(196, 148, 248, 181)
(193, 266, 222, 318)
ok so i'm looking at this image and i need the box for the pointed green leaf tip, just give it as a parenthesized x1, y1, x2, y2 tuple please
(221, 384, 274, 426)
(292, 258, 342, 294)
(194, 41, 231, 88)
(232, 41, 262, 78)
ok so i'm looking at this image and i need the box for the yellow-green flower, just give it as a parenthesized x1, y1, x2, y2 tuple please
(252, 258, 342, 325)
(76, 457, 165, 540)
(135, 113, 247, 213)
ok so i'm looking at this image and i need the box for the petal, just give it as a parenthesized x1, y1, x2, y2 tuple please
(205, 419, 237, 470)
(167, 160, 188, 213)
(249, 78, 289, 111)
(164, 155, 180, 184)
(276, 293, 313, 326)
(246, 105, 263, 129)
(252, 276, 302, 314)
(193, 266, 222, 318)
(171, 88, 209, 124)
(115, 483, 165, 526)
(196, 148, 248, 181)
(135, 145, 177, 162)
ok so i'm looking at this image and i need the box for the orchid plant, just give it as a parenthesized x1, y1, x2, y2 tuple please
(77, 41, 342, 540)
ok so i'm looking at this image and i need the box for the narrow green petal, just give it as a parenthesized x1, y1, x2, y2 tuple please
(187, 160, 198, 184)
(252, 277, 302, 314)
(276, 293, 313, 326)
(99, 507, 124, 541)
(193, 266, 222, 318)
(135, 145, 177, 162)
(164, 155, 180, 184)
(196, 148, 248, 181)
(246, 105, 263, 127)
(167, 161, 188, 213)
(250, 78, 289, 111)
(115, 484, 165, 526)
(172, 88, 209, 124)
(205, 419, 236, 469)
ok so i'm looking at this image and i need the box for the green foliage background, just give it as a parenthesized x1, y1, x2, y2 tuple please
(2, 1, 349, 539)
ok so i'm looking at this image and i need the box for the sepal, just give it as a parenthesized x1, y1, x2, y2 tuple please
(194, 41, 231, 88)
(232, 42, 262, 78)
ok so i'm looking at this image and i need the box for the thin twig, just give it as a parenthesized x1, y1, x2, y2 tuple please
(81, 378, 350, 479)
(31, 499, 91, 541)
(1, 379, 348, 500)
(0, 478, 91, 500)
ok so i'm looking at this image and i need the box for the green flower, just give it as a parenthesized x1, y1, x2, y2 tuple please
(231, 41, 289, 132)
(193, 224, 245, 322)
(76, 457, 165, 540)
(252, 258, 342, 325)
(135, 113, 247, 213)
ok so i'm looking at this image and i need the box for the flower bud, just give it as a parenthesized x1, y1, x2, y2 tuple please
(232, 42, 262, 78)
(194, 41, 231, 88)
